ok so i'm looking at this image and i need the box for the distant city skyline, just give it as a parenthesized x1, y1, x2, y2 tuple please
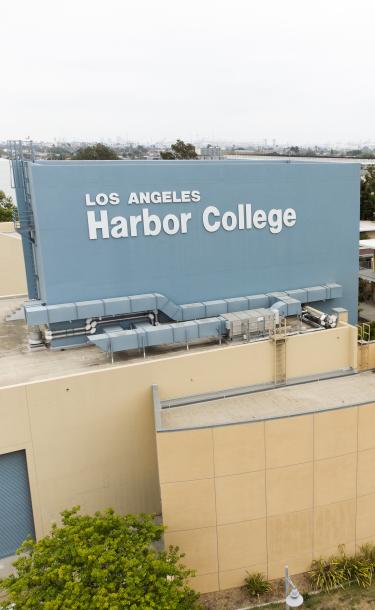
(2, 137, 375, 150)
(2, 0, 375, 144)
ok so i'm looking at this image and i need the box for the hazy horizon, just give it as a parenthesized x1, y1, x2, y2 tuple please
(2, 0, 375, 145)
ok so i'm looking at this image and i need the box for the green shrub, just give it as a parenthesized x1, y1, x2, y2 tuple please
(0, 507, 202, 610)
(0, 191, 17, 223)
(244, 571, 272, 597)
(338, 545, 373, 588)
(359, 542, 375, 565)
(310, 555, 346, 591)
(310, 545, 375, 592)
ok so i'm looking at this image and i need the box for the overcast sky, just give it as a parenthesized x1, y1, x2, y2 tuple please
(1, 0, 375, 145)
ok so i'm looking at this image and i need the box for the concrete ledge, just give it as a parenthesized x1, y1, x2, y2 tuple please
(0, 293, 27, 300)
(0, 221, 14, 233)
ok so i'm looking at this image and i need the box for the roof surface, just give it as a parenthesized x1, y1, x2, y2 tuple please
(158, 371, 375, 431)
(0, 297, 236, 387)
(360, 220, 375, 232)
(360, 239, 375, 249)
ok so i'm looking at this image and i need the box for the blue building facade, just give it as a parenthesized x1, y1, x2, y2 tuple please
(13, 159, 360, 347)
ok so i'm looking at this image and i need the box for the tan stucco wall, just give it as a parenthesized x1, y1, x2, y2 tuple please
(0, 322, 357, 579)
(157, 402, 375, 593)
(0, 232, 27, 297)
(0, 221, 14, 233)
(358, 341, 375, 371)
(0, 373, 161, 540)
(286, 323, 357, 378)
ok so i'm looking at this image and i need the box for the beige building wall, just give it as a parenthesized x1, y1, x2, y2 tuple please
(286, 323, 357, 378)
(0, 373, 162, 540)
(158, 402, 375, 593)
(0, 232, 27, 297)
(358, 341, 375, 371)
(0, 321, 358, 576)
(0, 221, 15, 233)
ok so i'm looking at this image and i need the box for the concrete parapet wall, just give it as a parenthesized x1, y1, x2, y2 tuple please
(0, 232, 27, 297)
(287, 324, 358, 378)
(358, 340, 375, 371)
(0, 222, 14, 233)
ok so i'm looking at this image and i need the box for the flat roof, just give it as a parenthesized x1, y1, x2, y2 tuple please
(360, 239, 375, 249)
(0, 296, 325, 388)
(0, 297, 245, 387)
(157, 371, 375, 431)
(360, 220, 375, 232)
(0, 231, 21, 240)
(0, 296, 356, 392)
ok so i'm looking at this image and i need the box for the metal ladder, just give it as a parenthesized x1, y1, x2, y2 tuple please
(8, 140, 35, 233)
(358, 323, 371, 370)
(273, 320, 287, 384)
(7, 140, 39, 299)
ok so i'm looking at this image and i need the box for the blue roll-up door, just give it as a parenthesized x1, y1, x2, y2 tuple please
(0, 450, 35, 558)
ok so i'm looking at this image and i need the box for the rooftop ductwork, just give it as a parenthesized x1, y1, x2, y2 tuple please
(23, 283, 343, 327)
(87, 305, 338, 355)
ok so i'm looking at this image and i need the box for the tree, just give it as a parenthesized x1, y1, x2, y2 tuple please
(73, 144, 119, 160)
(119, 144, 149, 160)
(160, 140, 198, 160)
(0, 507, 202, 610)
(0, 191, 17, 222)
(360, 166, 375, 220)
(46, 145, 71, 160)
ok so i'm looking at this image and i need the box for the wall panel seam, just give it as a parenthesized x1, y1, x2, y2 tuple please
(160, 475, 215, 485)
(211, 427, 220, 584)
(312, 411, 316, 559)
(263, 421, 269, 579)
(266, 458, 314, 471)
(215, 467, 266, 478)
(24, 384, 45, 537)
(315, 450, 358, 462)
(355, 406, 359, 550)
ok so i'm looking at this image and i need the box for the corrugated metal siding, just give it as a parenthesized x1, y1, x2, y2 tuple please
(0, 450, 35, 558)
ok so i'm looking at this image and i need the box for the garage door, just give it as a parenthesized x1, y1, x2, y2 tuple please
(0, 450, 35, 558)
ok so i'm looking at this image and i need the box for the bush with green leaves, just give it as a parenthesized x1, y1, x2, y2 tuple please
(0, 191, 17, 222)
(244, 571, 272, 597)
(359, 542, 375, 565)
(338, 545, 373, 588)
(0, 507, 202, 610)
(310, 554, 347, 591)
(310, 544, 375, 592)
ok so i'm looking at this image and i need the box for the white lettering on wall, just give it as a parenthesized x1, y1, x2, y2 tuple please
(283, 208, 297, 227)
(201, 204, 296, 235)
(143, 208, 161, 236)
(87, 210, 110, 239)
(85, 193, 120, 206)
(221, 210, 237, 231)
(109, 193, 120, 205)
(85, 191, 297, 240)
(111, 216, 128, 238)
(202, 206, 221, 232)
(127, 191, 201, 204)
